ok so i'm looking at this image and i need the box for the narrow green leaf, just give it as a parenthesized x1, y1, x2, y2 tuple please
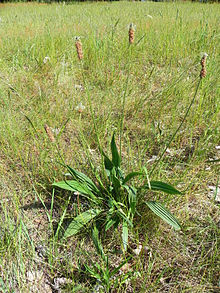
(102, 152, 114, 171)
(105, 219, 116, 231)
(115, 208, 133, 228)
(146, 201, 181, 230)
(84, 264, 101, 280)
(123, 172, 143, 184)
(110, 257, 131, 278)
(128, 186, 137, 215)
(143, 181, 182, 195)
(52, 180, 88, 193)
(123, 184, 137, 215)
(63, 209, 101, 238)
(117, 168, 125, 181)
(122, 221, 128, 251)
(92, 226, 106, 262)
(67, 165, 100, 194)
(112, 173, 121, 190)
(111, 133, 121, 168)
(52, 180, 100, 203)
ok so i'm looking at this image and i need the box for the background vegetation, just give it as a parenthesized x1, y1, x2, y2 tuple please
(1, 0, 220, 4)
(0, 1, 219, 292)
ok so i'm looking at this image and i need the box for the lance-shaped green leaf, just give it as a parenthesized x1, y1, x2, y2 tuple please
(92, 226, 106, 262)
(67, 165, 100, 194)
(105, 219, 117, 231)
(123, 185, 137, 215)
(52, 180, 98, 202)
(123, 172, 143, 184)
(101, 151, 114, 171)
(111, 133, 121, 168)
(143, 181, 182, 195)
(122, 220, 128, 251)
(146, 201, 181, 230)
(111, 168, 121, 190)
(53, 180, 89, 193)
(63, 209, 101, 238)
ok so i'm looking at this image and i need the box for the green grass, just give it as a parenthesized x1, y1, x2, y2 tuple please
(0, 1, 219, 292)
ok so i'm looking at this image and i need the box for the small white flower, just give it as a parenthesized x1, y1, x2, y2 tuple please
(61, 61, 68, 67)
(74, 84, 84, 91)
(51, 128, 60, 135)
(147, 155, 157, 163)
(133, 244, 142, 256)
(147, 15, 153, 19)
(43, 56, 50, 64)
(75, 102, 85, 113)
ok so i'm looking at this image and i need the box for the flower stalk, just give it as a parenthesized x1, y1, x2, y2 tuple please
(150, 54, 208, 176)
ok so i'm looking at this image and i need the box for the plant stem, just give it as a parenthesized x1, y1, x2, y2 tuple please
(150, 77, 202, 177)
(119, 46, 132, 157)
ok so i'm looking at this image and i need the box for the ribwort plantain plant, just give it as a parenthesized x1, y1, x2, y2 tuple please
(53, 134, 182, 251)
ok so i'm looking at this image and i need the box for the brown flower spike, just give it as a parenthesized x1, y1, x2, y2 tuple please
(129, 23, 135, 44)
(75, 37, 83, 60)
(44, 124, 55, 142)
(200, 53, 208, 78)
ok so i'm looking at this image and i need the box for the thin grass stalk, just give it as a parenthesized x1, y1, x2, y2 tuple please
(150, 54, 208, 176)
(150, 64, 210, 176)
(119, 64, 131, 157)
(77, 113, 98, 175)
(81, 72, 101, 153)
(119, 31, 134, 156)
(150, 78, 201, 177)
(79, 63, 108, 180)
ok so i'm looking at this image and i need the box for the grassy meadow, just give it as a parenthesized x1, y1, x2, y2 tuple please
(0, 1, 220, 292)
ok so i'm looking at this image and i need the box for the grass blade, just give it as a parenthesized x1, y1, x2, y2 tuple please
(123, 172, 143, 184)
(111, 133, 121, 168)
(110, 257, 131, 278)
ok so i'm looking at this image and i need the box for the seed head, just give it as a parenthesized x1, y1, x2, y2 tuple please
(44, 124, 55, 142)
(200, 53, 208, 79)
(129, 23, 135, 44)
(75, 37, 83, 60)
